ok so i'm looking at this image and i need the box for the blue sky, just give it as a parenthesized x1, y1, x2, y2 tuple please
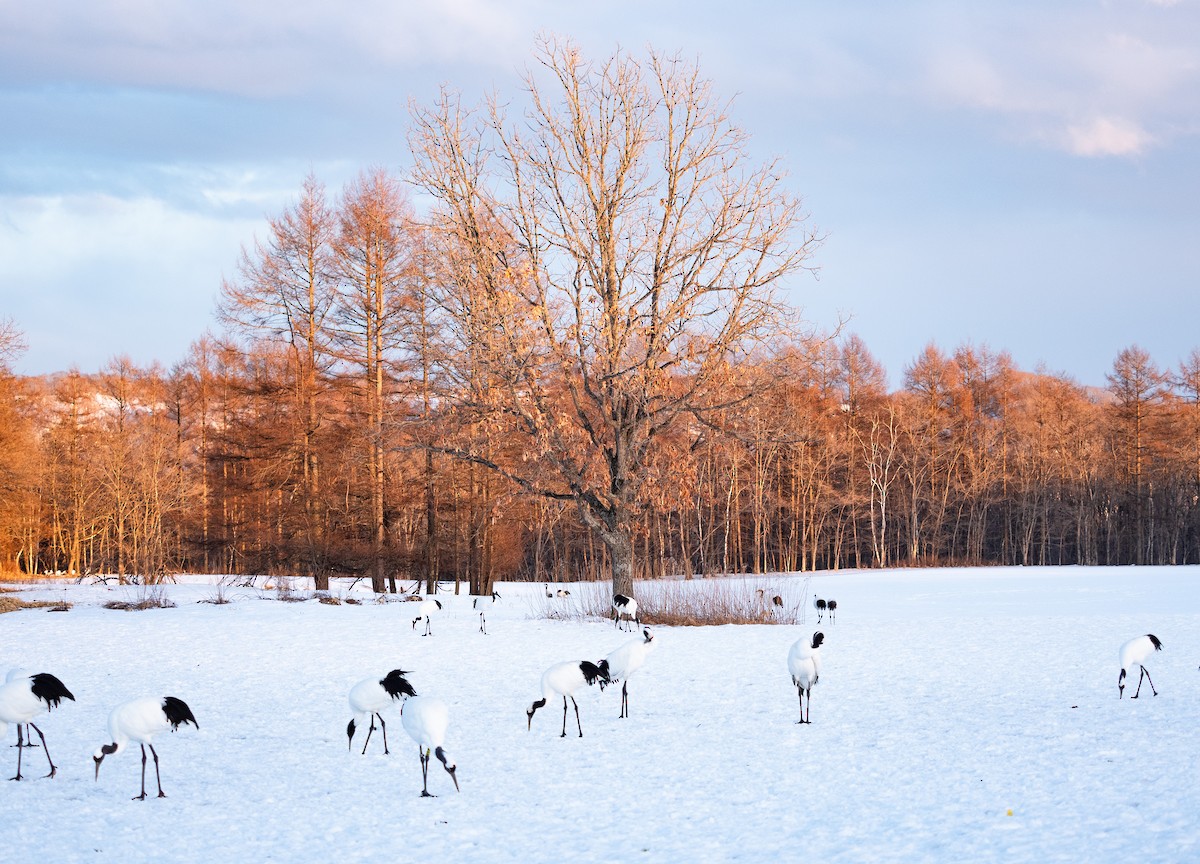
(1, 0, 1197, 387)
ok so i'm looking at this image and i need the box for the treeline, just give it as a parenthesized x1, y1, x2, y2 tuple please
(2, 308, 1199, 588)
(3, 41, 1199, 590)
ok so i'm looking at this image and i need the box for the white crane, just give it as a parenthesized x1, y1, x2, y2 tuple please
(0, 671, 74, 780)
(400, 696, 459, 797)
(813, 597, 826, 623)
(92, 696, 198, 799)
(526, 660, 610, 737)
(826, 599, 837, 622)
(1119, 634, 1163, 699)
(787, 631, 825, 724)
(601, 627, 656, 718)
(347, 668, 417, 754)
(613, 594, 639, 631)
(411, 599, 443, 636)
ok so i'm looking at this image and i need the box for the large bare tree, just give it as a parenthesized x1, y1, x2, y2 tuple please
(409, 37, 820, 597)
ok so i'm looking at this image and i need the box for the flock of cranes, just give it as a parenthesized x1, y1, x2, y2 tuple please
(0, 582, 1173, 802)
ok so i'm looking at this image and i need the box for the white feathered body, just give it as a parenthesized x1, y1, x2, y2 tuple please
(1119, 634, 1162, 675)
(99, 697, 196, 757)
(402, 696, 449, 750)
(788, 635, 823, 691)
(605, 630, 656, 683)
(0, 671, 74, 731)
(540, 661, 596, 699)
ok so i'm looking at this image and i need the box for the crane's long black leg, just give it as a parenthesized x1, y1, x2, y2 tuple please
(572, 696, 583, 738)
(419, 747, 433, 797)
(28, 723, 56, 777)
(10, 730, 23, 780)
(136, 744, 148, 800)
(1132, 668, 1145, 699)
(379, 714, 390, 754)
(1142, 666, 1158, 696)
(361, 715, 377, 754)
(806, 689, 813, 724)
(149, 743, 165, 798)
(620, 682, 629, 718)
(796, 687, 804, 724)
(560, 696, 568, 738)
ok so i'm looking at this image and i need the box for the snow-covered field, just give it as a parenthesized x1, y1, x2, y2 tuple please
(3, 566, 1199, 863)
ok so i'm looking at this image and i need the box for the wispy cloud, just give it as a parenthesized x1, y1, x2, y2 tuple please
(1062, 115, 1154, 157)
(920, 5, 1198, 157)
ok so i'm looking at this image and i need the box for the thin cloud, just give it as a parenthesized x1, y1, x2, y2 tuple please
(1063, 115, 1154, 157)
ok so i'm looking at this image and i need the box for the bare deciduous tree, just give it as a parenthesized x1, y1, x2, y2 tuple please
(409, 36, 820, 597)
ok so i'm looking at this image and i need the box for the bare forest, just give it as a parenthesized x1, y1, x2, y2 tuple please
(3, 42, 1200, 590)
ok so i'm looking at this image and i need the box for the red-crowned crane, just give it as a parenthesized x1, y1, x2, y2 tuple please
(826, 599, 837, 622)
(787, 631, 825, 724)
(0, 671, 74, 780)
(613, 594, 639, 631)
(347, 669, 417, 754)
(526, 660, 610, 737)
(813, 597, 826, 623)
(92, 696, 198, 799)
(601, 627, 656, 718)
(400, 696, 459, 797)
(1119, 634, 1163, 699)
(411, 599, 443, 636)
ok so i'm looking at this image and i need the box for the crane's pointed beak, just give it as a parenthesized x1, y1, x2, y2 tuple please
(93, 754, 103, 781)
(446, 765, 459, 792)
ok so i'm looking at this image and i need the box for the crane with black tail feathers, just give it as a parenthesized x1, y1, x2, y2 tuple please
(526, 660, 610, 737)
(411, 599, 443, 636)
(347, 669, 417, 754)
(93, 696, 198, 799)
(1119, 634, 1162, 699)
(787, 631, 825, 724)
(613, 594, 639, 631)
(0, 671, 74, 780)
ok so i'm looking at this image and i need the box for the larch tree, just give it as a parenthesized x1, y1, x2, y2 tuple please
(333, 168, 414, 593)
(1107, 344, 1169, 564)
(408, 37, 820, 598)
(219, 174, 337, 588)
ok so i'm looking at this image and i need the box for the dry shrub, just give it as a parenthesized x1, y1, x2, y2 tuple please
(104, 586, 176, 611)
(0, 597, 72, 614)
(317, 595, 341, 606)
(529, 578, 804, 626)
(199, 585, 233, 605)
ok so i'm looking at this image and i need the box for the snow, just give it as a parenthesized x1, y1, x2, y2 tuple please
(3, 566, 1199, 863)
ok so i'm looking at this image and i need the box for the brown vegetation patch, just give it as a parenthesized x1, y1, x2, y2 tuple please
(0, 597, 72, 614)
(531, 578, 805, 626)
(103, 589, 177, 611)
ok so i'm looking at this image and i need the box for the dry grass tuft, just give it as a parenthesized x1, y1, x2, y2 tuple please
(0, 597, 72, 614)
(199, 588, 233, 605)
(529, 577, 806, 626)
(317, 595, 342, 606)
(104, 586, 176, 611)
